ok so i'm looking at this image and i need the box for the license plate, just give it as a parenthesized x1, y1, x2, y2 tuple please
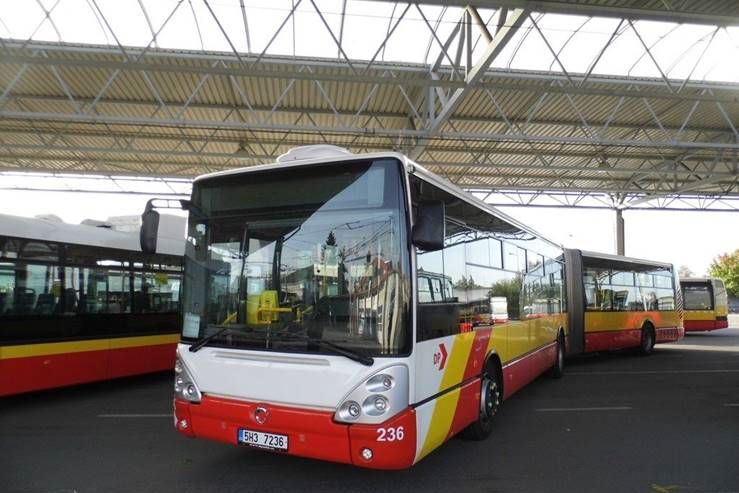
(237, 428, 288, 451)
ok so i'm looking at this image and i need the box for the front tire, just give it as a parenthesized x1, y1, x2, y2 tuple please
(461, 369, 501, 441)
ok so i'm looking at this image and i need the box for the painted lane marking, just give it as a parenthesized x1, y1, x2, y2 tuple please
(568, 369, 739, 375)
(97, 413, 172, 418)
(535, 406, 632, 412)
(723, 403, 739, 407)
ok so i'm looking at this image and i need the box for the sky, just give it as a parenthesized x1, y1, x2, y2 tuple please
(1, 186, 736, 276)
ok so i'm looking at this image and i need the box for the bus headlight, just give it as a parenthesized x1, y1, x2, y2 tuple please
(334, 365, 408, 424)
(174, 355, 202, 403)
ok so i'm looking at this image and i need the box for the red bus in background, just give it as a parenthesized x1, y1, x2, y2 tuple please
(681, 278, 729, 332)
(0, 213, 183, 396)
(564, 250, 683, 356)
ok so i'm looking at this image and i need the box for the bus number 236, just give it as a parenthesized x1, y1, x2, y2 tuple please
(377, 426, 405, 441)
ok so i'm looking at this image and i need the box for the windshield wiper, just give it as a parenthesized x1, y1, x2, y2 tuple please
(189, 326, 252, 353)
(272, 333, 374, 366)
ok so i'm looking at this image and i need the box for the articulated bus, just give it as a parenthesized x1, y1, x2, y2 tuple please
(0, 214, 183, 396)
(680, 277, 729, 332)
(564, 249, 683, 356)
(144, 146, 567, 469)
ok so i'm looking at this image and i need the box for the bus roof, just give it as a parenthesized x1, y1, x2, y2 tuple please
(578, 250, 673, 271)
(681, 277, 723, 284)
(192, 147, 563, 253)
(0, 213, 184, 257)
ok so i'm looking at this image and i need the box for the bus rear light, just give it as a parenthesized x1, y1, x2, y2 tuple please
(334, 365, 408, 424)
(174, 355, 202, 403)
(361, 448, 373, 461)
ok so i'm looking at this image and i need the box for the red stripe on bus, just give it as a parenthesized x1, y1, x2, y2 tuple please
(462, 328, 492, 380)
(684, 319, 729, 332)
(446, 378, 481, 440)
(501, 341, 557, 400)
(585, 329, 642, 352)
(655, 326, 683, 342)
(445, 328, 497, 440)
(0, 342, 176, 397)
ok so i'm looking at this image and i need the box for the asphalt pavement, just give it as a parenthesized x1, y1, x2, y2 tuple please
(2, 325, 738, 493)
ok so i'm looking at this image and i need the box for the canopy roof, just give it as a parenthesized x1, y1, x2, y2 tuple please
(1, 0, 737, 210)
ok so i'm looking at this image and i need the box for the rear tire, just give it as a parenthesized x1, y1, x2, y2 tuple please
(639, 324, 655, 356)
(461, 367, 501, 441)
(548, 333, 565, 379)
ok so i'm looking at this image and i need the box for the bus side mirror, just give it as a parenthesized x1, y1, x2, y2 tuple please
(140, 200, 160, 254)
(412, 201, 445, 251)
(140, 198, 190, 254)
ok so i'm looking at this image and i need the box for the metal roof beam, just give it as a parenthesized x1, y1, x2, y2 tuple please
(620, 175, 731, 208)
(411, 7, 527, 159)
(3, 109, 738, 151)
(367, 1, 739, 26)
(5, 93, 735, 136)
(0, 125, 727, 161)
(3, 143, 736, 178)
(3, 46, 738, 104)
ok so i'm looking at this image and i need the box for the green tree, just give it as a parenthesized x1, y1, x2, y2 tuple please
(708, 249, 739, 297)
(454, 275, 481, 290)
(678, 265, 694, 279)
(488, 276, 522, 320)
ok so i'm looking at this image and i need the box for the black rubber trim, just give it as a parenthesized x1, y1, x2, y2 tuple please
(412, 374, 481, 409)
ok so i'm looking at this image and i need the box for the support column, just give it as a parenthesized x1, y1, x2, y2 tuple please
(615, 208, 625, 256)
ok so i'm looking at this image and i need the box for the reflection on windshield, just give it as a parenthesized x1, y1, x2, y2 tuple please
(183, 159, 410, 356)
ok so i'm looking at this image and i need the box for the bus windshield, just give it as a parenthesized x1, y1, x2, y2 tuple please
(683, 282, 713, 310)
(182, 158, 411, 357)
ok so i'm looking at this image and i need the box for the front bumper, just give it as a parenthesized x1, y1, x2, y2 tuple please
(174, 395, 417, 469)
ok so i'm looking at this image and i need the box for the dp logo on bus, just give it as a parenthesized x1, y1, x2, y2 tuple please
(433, 343, 448, 371)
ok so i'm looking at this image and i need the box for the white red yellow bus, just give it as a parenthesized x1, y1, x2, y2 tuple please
(144, 146, 566, 469)
(680, 277, 729, 332)
(0, 214, 183, 396)
(564, 249, 683, 355)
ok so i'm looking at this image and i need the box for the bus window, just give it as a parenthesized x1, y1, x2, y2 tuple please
(611, 271, 634, 286)
(429, 277, 443, 302)
(107, 270, 131, 313)
(417, 275, 433, 303)
(502, 242, 523, 272)
(0, 262, 13, 315)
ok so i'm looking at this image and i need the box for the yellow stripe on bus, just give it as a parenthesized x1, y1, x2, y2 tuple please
(418, 331, 476, 460)
(0, 334, 180, 360)
(584, 311, 679, 332)
(683, 310, 719, 321)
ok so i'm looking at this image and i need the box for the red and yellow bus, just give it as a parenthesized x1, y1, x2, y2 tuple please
(564, 250, 683, 355)
(680, 277, 729, 332)
(0, 213, 183, 396)
(142, 145, 567, 469)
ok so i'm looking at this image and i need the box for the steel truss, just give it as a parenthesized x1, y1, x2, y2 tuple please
(0, 0, 737, 210)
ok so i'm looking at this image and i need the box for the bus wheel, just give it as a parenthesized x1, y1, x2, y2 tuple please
(639, 324, 655, 356)
(548, 333, 565, 379)
(461, 370, 501, 441)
